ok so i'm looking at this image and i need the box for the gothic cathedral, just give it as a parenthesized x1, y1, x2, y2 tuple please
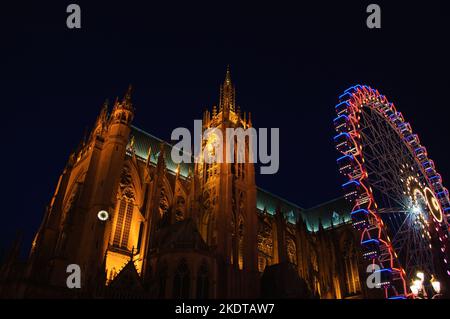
(0, 68, 368, 299)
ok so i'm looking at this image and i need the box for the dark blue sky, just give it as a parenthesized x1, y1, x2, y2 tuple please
(1, 1, 449, 255)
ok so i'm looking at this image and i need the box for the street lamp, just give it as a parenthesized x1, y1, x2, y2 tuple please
(410, 271, 443, 299)
(430, 275, 441, 295)
(416, 271, 425, 282)
(410, 283, 420, 297)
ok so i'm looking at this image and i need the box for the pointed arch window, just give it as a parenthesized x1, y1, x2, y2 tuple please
(175, 195, 186, 221)
(173, 259, 191, 299)
(343, 241, 362, 296)
(196, 261, 209, 299)
(344, 252, 361, 295)
(238, 217, 244, 270)
(113, 195, 134, 249)
(258, 256, 267, 273)
(287, 237, 297, 265)
(158, 262, 168, 298)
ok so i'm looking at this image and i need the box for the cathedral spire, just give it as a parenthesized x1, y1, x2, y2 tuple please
(156, 143, 166, 172)
(146, 146, 152, 166)
(318, 218, 324, 232)
(113, 85, 134, 111)
(98, 99, 109, 122)
(225, 64, 232, 84)
(110, 85, 135, 125)
(91, 100, 109, 144)
(128, 135, 136, 155)
(123, 84, 133, 108)
(175, 164, 181, 178)
(219, 65, 236, 114)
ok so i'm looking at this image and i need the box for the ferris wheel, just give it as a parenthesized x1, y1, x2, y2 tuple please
(333, 85, 450, 299)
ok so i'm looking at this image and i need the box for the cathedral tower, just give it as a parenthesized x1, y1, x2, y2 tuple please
(195, 66, 259, 297)
(27, 86, 135, 293)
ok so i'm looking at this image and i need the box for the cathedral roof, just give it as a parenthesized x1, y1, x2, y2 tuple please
(153, 218, 209, 252)
(302, 197, 352, 232)
(129, 126, 351, 233)
(256, 187, 301, 223)
(108, 259, 144, 292)
(131, 126, 193, 178)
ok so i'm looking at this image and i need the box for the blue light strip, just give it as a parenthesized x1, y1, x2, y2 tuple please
(337, 154, 353, 163)
(342, 180, 360, 188)
(351, 209, 368, 215)
(335, 101, 350, 109)
(333, 114, 349, 122)
(362, 239, 380, 245)
(374, 268, 392, 274)
(333, 132, 350, 141)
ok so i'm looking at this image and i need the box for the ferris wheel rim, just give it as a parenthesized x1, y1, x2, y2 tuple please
(334, 84, 450, 299)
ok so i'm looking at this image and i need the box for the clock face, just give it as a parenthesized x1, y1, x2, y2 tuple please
(206, 133, 219, 157)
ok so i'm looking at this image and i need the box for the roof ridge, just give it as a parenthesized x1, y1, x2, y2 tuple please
(256, 187, 304, 210)
(304, 196, 347, 211)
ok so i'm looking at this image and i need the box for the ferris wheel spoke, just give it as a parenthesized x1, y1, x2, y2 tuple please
(359, 111, 421, 211)
(377, 207, 408, 214)
(363, 174, 408, 209)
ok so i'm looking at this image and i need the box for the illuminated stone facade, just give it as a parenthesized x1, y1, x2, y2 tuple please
(0, 69, 369, 299)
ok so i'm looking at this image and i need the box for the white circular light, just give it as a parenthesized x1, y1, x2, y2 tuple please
(97, 210, 109, 221)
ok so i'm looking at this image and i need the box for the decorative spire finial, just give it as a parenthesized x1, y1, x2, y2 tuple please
(96, 99, 109, 127)
(102, 99, 109, 111)
(219, 65, 236, 114)
(318, 218, 324, 232)
(129, 135, 135, 151)
(225, 64, 231, 84)
(124, 84, 132, 102)
(146, 146, 152, 166)
(157, 143, 166, 171)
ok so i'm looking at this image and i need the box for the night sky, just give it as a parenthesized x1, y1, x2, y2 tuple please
(1, 1, 449, 256)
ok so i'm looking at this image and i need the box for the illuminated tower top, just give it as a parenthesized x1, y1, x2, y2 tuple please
(219, 65, 236, 114)
(111, 85, 135, 125)
(204, 66, 250, 129)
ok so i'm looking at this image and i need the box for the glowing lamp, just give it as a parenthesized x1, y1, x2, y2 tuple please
(416, 271, 425, 282)
(410, 284, 419, 296)
(431, 276, 441, 294)
(97, 210, 109, 221)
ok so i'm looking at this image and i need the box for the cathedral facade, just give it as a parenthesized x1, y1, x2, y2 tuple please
(0, 69, 369, 299)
